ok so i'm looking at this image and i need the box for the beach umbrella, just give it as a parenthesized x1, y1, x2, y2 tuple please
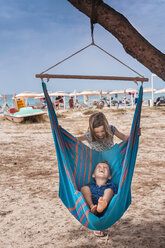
(49, 91, 69, 109)
(126, 88, 138, 94)
(49, 91, 69, 97)
(15, 92, 40, 106)
(110, 89, 125, 95)
(34, 93, 45, 99)
(15, 92, 39, 98)
(155, 88, 165, 94)
(34, 92, 52, 99)
(110, 88, 138, 95)
(79, 90, 100, 104)
(69, 90, 81, 97)
(143, 88, 156, 93)
(79, 90, 100, 96)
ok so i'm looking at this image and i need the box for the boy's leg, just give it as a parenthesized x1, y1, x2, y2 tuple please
(81, 186, 97, 212)
(97, 188, 114, 213)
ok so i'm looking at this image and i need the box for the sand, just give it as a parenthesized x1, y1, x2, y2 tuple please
(0, 107, 165, 248)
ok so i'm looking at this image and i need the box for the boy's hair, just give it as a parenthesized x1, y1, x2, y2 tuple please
(93, 160, 111, 176)
(88, 112, 113, 142)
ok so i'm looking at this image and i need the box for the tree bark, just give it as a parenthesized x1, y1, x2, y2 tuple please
(68, 0, 165, 81)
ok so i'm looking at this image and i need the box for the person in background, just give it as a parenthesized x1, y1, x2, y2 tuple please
(69, 97, 74, 109)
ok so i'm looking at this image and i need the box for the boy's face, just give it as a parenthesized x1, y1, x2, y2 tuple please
(92, 162, 111, 180)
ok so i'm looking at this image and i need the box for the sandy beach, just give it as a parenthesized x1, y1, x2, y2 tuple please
(0, 106, 165, 248)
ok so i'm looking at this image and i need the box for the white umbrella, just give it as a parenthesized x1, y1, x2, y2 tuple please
(110, 88, 138, 96)
(15, 92, 40, 106)
(15, 92, 39, 98)
(50, 91, 69, 109)
(126, 88, 138, 94)
(69, 90, 81, 97)
(79, 90, 100, 104)
(79, 90, 100, 96)
(34, 92, 52, 99)
(143, 88, 156, 93)
(49, 91, 69, 97)
(155, 88, 165, 94)
(110, 89, 125, 95)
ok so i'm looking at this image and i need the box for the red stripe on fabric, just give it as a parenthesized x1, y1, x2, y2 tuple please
(67, 142, 75, 152)
(67, 195, 83, 211)
(78, 144, 84, 188)
(75, 205, 83, 218)
(84, 209, 90, 227)
(120, 166, 128, 188)
(83, 146, 88, 186)
(131, 117, 140, 151)
(87, 150, 92, 184)
(119, 138, 128, 148)
(130, 102, 141, 150)
(74, 140, 79, 178)
(120, 146, 127, 156)
(121, 159, 125, 166)
(80, 212, 86, 223)
(60, 129, 76, 142)
(64, 141, 70, 150)
(64, 141, 74, 158)
(70, 153, 74, 159)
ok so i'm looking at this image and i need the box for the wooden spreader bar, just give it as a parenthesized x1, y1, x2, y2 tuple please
(35, 74, 148, 82)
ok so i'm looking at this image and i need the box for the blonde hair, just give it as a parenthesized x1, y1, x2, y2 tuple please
(88, 112, 113, 142)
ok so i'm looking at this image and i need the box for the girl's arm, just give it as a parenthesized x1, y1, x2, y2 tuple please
(77, 135, 86, 141)
(114, 128, 128, 140)
(114, 128, 141, 140)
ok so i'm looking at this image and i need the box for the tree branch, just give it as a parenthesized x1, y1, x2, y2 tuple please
(68, 0, 165, 81)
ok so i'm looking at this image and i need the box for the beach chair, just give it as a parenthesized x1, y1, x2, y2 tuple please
(16, 98, 25, 111)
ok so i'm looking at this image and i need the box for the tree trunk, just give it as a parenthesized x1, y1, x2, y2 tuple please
(68, 0, 165, 81)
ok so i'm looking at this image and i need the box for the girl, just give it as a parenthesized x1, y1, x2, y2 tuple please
(78, 112, 140, 236)
(78, 112, 129, 151)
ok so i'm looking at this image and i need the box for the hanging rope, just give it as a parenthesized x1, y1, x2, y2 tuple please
(90, 0, 97, 44)
(38, 41, 145, 79)
(93, 43, 144, 78)
(40, 43, 93, 75)
(37, 1, 147, 82)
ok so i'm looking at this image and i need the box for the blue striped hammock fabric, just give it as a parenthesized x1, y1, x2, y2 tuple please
(42, 82, 143, 231)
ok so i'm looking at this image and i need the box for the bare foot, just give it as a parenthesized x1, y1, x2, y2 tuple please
(97, 197, 108, 213)
(91, 205, 97, 214)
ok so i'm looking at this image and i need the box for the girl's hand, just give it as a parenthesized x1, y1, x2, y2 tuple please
(138, 128, 141, 136)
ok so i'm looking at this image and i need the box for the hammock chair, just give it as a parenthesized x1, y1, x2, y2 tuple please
(42, 81, 143, 231)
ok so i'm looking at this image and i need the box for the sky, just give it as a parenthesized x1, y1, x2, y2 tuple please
(0, 0, 165, 94)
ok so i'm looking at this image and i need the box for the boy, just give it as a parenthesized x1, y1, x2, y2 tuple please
(81, 161, 118, 216)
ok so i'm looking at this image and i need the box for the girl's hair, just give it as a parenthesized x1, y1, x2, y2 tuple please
(88, 112, 113, 142)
